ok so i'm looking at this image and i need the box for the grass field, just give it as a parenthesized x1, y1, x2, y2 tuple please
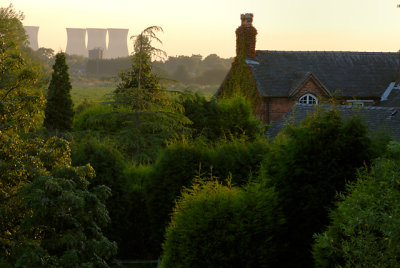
(70, 84, 218, 108)
(71, 86, 115, 106)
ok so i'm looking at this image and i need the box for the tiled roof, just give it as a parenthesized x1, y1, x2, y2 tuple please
(249, 51, 399, 98)
(379, 89, 400, 108)
(266, 103, 400, 138)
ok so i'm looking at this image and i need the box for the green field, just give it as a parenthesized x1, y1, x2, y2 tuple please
(71, 86, 115, 106)
(71, 85, 218, 108)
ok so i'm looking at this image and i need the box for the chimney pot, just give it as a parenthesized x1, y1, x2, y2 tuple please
(236, 13, 257, 58)
(241, 14, 246, 26)
(245, 13, 253, 26)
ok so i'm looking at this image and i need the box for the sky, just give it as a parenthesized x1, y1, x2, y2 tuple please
(4, 0, 400, 58)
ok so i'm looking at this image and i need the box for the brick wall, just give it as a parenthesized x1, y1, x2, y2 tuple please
(267, 97, 295, 123)
(292, 79, 330, 101)
(263, 78, 331, 124)
(235, 14, 257, 58)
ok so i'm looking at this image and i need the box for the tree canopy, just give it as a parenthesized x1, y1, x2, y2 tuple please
(1, 5, 116, 266)
(260, 109, 373, 267)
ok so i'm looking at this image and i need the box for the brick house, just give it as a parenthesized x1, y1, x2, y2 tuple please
(218, 13, 400, 123)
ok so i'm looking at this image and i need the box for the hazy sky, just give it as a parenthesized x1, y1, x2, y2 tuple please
(4, 0, 400, 58)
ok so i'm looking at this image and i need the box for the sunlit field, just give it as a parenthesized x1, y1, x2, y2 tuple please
(71, 86, 115, 106)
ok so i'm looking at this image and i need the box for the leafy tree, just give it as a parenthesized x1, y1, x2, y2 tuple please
(71, 137, 132, 257)
(260, 109, 373, 267)
(109, 26, 191, 161)
(145, 141, 210, 255)
(0, 5, 45, 133)
(114, 25, 166, 104)
(1, 137, 117, 267)
(313, 142, 400, 267)
(44, 52, 74, 132)
(160, 177, 283, 267)
(0, 6, 116, 266)
(201, 53, 227, 70)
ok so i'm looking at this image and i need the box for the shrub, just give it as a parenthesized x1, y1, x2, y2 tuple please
(180, 94, 262, 141)
(313, 154, 400, 267)
(261, 109, 373, 267)
(71, 137, 131, 258)
(73, 105, 115, 131)
(145, 137, 270, 256)
(44, 52, 74, 132)
(160, 178, 283, 268)
(145, 141, 210, 255)
(120, 164, 154, 259)
(217, 96, 261, 140)
(209, 138, 269, 185)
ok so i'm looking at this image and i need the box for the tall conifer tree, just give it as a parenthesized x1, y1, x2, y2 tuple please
(44, 52, 74, 131)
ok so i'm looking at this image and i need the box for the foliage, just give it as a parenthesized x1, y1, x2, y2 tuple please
(101, 26, 192, 161)
(114, 26, 165, 97)
(0, 5, 45, 133)
(73, 104, 124, 132)
(208, 138, 269, 185)
(83, 53, 232, 88)
(313, 144, 400, 267)
(160, 177, 284, 268)
(217, 96, 261, 139)
(44, 52, 75, 131)
(180, 93, 262, 141)
(14, 164, 117, 267)
(145, 141, 209, 255)
(145, 137, 269, 256)
(179, 93, 220, 139)
(117, 164, 154, 259)
(71, 137, 132, 258)
(73, 102, 190, 162)
(217, 52, 261, 113)
(0, 5, 116, 266)
(0, 135, 117, 266)
(260, 109, 373, 267)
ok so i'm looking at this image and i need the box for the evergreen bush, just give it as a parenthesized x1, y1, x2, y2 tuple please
(180, 94, 262, 141)
(160, 178, 283, 267)
(260, 109, 373, 267)
(71, 137, 131, 258)
(313, 150, 400, 267)
(44, 52, 74, 131)
(145, 137, 270, 256)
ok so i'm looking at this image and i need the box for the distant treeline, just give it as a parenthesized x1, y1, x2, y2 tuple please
(85, 54, 233, 85)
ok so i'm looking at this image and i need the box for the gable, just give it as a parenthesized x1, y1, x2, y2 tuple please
(249, 51, 398, 98)
(289, 73, 331, 100)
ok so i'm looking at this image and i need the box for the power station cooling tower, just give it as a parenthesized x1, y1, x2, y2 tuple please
(107, 28, 129, 58)
(23, 26, 39, 50)
(66, 28, 87, 56)
(87, 28, 107, 53)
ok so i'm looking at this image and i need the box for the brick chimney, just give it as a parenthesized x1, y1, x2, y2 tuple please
(236, 13, 257, 58)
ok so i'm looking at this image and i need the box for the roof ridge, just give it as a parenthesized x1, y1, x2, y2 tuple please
(257, 50, 398, 55)
(295, 103, 397, 111)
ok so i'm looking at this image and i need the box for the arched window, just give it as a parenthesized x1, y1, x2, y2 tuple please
(299, 94, 318, 104)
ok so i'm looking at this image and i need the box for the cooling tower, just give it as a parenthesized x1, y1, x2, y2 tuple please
(87, 28, 107, 53)
(106, 28, 129, 58)
(23, 26, 39, 50)
(66, 28, 87, 56)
